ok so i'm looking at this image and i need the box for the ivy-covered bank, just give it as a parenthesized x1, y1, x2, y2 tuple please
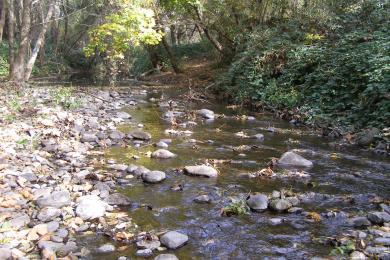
(215, 1, 389, 149)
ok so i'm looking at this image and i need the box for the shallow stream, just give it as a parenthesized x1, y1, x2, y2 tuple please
(79, 86, 390, 259)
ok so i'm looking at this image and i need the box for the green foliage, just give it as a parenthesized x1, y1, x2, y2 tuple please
(84, 5, 163, 60)
(50, 87, 82, 110)
(330, 241, 355, 256)
(222, 197, 250, 216)
(217, 0, 390, 132)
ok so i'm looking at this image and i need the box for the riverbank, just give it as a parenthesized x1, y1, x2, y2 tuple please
(0, 84, 390, 259)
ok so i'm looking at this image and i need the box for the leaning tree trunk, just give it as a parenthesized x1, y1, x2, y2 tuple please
(161, 35, 182, 74)
(11, 0, 30, 82)
(23, 1, 54, 81)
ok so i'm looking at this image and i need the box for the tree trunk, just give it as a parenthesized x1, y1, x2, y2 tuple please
(61, 0, 68, 50)
(192, 6, 224, 54)
(0, 0, 6, 43)
(11, 0, 30, 82)
(161, 35, 181, 73)
(7, 0, 15, 76)
(23, 1, 54, 81)
(170, 24, 176, 46)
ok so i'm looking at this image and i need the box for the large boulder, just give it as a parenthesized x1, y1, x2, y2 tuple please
(151, 149, 176, 159)
(36, 191, 71, 208)
(246, 194, 268, 212)
(160, 231, 188, 249)
(198, 109, 215, 120)
(278, 151, 313, 167)
(183, 165, 218, 178)
(129, 130, 152, 141)
(142, 171, 166, 183)
(76, 195, 107, 220)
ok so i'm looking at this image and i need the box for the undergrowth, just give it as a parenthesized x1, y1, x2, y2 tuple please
(215, 1, 390, 135)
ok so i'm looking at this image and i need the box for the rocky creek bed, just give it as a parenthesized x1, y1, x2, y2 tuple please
(0, 85, 389, 260)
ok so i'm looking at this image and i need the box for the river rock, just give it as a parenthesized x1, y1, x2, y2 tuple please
(129, 130, 152, 140)
(269, 218, 283, 225)
(355, 128, 380, 147)
(142, 171, 166, 183)
(350, 251, 367, 260)
(105, 193, 131, 206)
(133, 166, 151, 177)
(278, 151, 313, 167)
(374, 237, 390, 246)
(246, 194, 268, 212)
(81, 132, 98, 143)
(0, 248, 11, 259)
(194, 195, 211, 203)
(136, 249, 153, 257)
(155, 141, 169, 148)
(285, 196, 300, 206)
(116, 111, 131, 119)
(9, 213, 30, 230)
(155, 254, 179, 260)
(367, 211, 390, 224)
(349, 217, 371, 227)
(36, 190, 71, 208)
(365, 246, 388, 254)
(97, 243, 115, 253)
(37, 207, 61, 222)
(183, 165, 218, 178)
(160, 231, 188, 249)
(252, 133, 264, 141)
(269, 199, 292, 212)
(198, 109, 215, 119)
(76, 195, 107, 220)
(109, 130, 125, 141)
(136, 240, 161, 250)
(151, 149, 176, 159)
(107, 164, 128, 171)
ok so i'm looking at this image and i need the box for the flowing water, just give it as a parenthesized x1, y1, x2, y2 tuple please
(79, 86, 390, 259)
